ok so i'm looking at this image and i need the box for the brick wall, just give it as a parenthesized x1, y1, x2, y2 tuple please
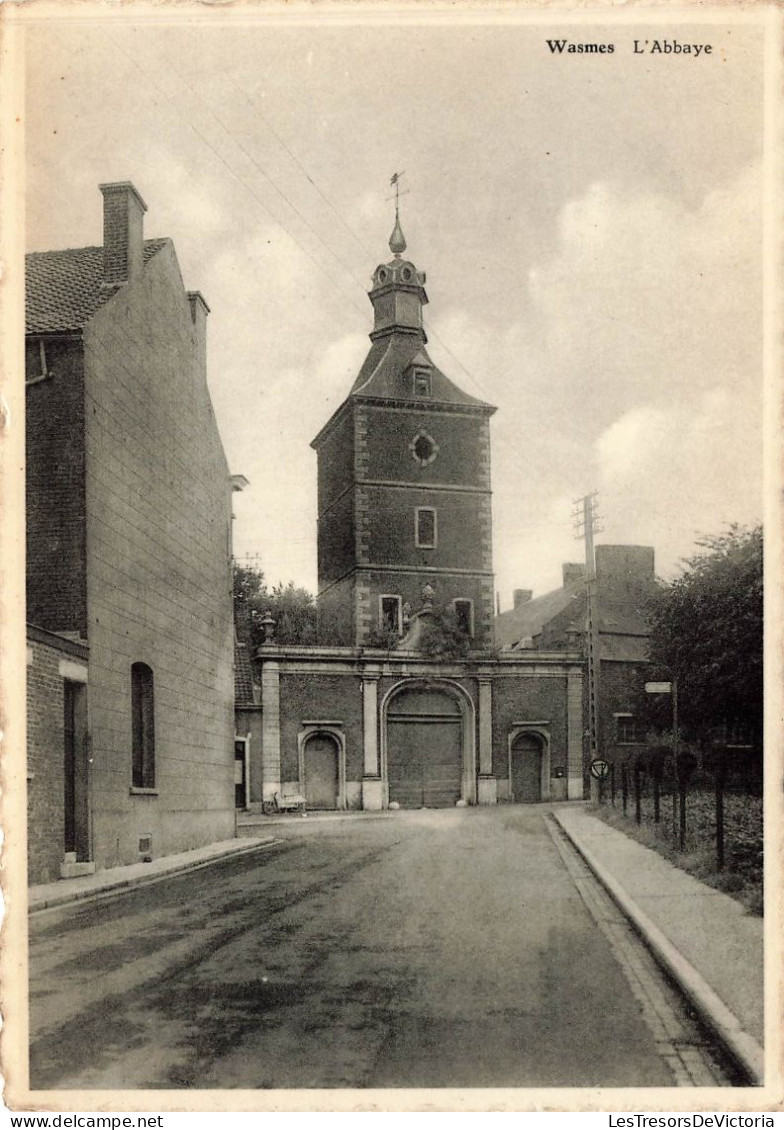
(25, 337, 88, 635)
(26, 629, 88, 884)
(360, 568, 494, 648)
(363, 406, 489, 487)
(82, 243, 235, 869)
(279, 672, 364, 783)
(491, 674, 569, 780)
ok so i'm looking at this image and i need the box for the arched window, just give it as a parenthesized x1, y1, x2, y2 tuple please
(131, 662, 155, 789)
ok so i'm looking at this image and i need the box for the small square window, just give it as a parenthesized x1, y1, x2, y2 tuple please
(453, 599, 474, 637)
(413, 369, 431, 397)
(380, 595, 402, 633)
(616, 715, 646, 744)
(415, 508, 436, 549)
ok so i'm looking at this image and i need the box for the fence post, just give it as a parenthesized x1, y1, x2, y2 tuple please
(715, 748, 727, 871)
(679, 775, 687, 851)
(634, 760, 642, 825)
(610, 761, 616, 807)
(622, 763, 628, 816)
(676, 751, 696, 853)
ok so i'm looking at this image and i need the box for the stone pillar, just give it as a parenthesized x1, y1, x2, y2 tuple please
(261, 660, 281, 802)
(362, 672, 383, 810)
(477, 676, 497, 805)
(567, 669, 584, 799)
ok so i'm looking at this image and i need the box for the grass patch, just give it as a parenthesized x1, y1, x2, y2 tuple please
(590, 799, 763, 917)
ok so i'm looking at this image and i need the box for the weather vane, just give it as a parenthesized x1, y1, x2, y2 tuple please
(387, 172, 410, 257)
(387, 171, 410, 218)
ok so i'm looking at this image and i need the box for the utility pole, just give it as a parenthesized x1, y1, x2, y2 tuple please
(573, 492, 603, 766)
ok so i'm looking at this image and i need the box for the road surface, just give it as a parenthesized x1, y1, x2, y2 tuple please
(28, 806, 730, 1090)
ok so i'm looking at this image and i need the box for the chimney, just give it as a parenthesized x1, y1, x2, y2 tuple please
(562, 563, 585, 588)
(513, 589, 532, 609)
(187, 291, 210, 372)
(99, 182, 147, 286)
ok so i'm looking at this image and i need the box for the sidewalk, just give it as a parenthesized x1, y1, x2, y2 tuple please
(28, 835, 276, 913)
(553, 805, 764, 1084)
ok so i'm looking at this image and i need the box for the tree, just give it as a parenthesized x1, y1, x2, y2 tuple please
(646, 525, 762, 745)
(233, 562, 317, 648)
(419, 605, 471, 661)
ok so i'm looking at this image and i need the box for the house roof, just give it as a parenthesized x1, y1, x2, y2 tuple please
(25, 239, 168, 334)
(234, 640, 254, 706)
(495, 585, 581, 650)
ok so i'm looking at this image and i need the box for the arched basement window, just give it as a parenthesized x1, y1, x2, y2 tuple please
(131, 662, 155, 789)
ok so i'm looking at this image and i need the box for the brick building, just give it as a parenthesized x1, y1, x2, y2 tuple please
(26, 182, 236, 882)
(495, 545, 657, 765)
(249, 216, 585, 811)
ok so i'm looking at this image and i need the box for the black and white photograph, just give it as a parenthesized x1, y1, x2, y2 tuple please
(0, 1, 779, 1113)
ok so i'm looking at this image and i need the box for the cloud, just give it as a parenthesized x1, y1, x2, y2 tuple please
(594, 388, 760, 576)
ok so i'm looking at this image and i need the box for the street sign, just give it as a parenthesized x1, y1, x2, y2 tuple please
(590, 758, 610, 780)
(645, 681, 673, 694)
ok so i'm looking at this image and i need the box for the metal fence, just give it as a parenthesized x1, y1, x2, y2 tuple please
(596, 745, 763, 877)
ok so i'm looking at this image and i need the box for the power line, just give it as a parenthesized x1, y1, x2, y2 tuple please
(89, 28, 538, 468)
(132, 31, 499, 406)
(95, 28, 370, 324)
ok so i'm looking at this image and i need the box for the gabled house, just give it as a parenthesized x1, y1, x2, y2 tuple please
(25, 182, 236, 882)
(495, 546, 657, 760)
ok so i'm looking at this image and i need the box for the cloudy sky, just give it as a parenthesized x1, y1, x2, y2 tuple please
(23, 11, 766, 606)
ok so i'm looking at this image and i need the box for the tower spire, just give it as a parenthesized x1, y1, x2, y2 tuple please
(388, 172, 408, 257)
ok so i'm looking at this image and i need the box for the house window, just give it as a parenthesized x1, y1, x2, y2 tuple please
(380, 595, 402, 634)
(615, 714, 646, 744)
(415, 507, 437, 548)
(413, 369, 431, 397)
(453, 599, 474, 637)
(131, 662, 155, 788)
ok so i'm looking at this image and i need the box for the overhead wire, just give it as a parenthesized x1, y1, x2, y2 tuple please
(88, 26, 558, 485)
(94, 27, 370, 324)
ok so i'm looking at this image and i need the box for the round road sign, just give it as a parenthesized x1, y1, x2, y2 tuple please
(590, 758, 611, 780)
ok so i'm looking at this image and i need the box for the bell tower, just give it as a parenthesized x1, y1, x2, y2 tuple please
(311, 195, 496, 648)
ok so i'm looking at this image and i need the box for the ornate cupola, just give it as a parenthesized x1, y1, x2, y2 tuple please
(311, 184, 497, 650)
(368, 214, 429, 341)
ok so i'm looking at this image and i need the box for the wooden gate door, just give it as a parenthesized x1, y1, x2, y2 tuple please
(387, 688, 462, 808)
(304, 733, 339, 809)
(510, 733, 543, 803)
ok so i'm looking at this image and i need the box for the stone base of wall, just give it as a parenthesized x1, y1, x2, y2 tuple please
(362, 777, 384, 810)
(477, 775, 497, 806)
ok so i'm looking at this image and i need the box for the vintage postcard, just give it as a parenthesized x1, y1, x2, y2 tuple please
(0, 0, 781, 1115)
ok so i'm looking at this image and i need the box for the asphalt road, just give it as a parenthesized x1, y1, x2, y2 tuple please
(28, 807, 730, 1091)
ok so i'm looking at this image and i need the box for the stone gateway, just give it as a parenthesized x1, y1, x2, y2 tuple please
(248, 213, 585, 810)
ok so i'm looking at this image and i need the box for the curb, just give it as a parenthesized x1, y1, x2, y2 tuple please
(552, 811, 764, 1087)
(29, 837, 278, 914)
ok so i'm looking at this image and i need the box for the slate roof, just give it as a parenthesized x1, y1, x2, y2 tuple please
(349, 334, 493, 410)
(495, 586, 651, 654)
(25, 239, 168, 334)
(495, 585, 581, 650)
(234, 640, 255, 706)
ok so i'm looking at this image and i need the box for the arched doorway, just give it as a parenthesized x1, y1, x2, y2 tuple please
(386, 685, 463, 808)
(510, 731, 544, 803)
(303, 732, 340, 809)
